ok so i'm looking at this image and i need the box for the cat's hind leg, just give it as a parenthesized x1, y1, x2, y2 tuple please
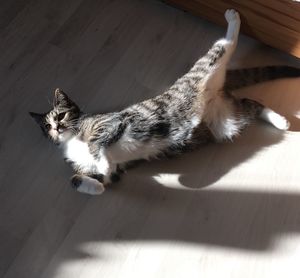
(71, 174, 105, 195)
(190, 9, 240, 91)
(195, 10, 241, 140)
(205, 9, 240, 91)
(224, 9, 240, 42)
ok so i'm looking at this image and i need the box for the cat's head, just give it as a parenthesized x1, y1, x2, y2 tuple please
(29, 88, 81, 144)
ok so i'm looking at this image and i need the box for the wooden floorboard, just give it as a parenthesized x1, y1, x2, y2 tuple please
(0, 1, 300, 278)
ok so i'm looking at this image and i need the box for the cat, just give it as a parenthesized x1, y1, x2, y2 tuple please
(30, 10, 300, 195)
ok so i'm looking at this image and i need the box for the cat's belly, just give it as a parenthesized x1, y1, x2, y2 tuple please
(63, 137, 97, 171)
(108, 135, 169, 163)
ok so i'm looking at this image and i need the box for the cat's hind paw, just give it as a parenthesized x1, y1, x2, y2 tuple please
(225, 9, 240, 23)
(71, 175, 105, 195)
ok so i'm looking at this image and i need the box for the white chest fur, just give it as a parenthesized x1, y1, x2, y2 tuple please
(63, 137, 97, 171)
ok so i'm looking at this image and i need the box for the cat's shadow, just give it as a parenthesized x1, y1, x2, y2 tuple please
(122, 122, 285, 190)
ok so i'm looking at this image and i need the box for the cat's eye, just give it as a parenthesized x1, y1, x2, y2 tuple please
(57, 112, 66, 121)
(45, 124, 51, 130)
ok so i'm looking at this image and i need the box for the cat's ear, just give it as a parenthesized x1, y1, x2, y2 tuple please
(53, 88, 70, 107)
(29, 112, 45, 126)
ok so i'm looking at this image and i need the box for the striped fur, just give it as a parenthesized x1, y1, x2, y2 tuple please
(30, 10, 299, 195)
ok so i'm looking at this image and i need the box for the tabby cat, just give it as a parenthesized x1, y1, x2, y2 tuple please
(30, 10, 300, 195)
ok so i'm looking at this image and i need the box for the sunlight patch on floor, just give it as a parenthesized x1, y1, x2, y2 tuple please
(152, 174, 186, 189)
(49, 238, 300, 278)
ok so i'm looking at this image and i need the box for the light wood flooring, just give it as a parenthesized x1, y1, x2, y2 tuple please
(1, 1, 300, 277)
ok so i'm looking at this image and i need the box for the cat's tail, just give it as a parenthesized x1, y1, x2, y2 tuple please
(239, 98, 290, 131)
(225, 66, 300, 91)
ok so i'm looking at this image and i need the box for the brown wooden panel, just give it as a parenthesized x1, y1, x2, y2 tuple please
(164, 0, 300, 58)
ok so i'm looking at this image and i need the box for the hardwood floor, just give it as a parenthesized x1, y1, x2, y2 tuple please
(0, 1, 300, 277)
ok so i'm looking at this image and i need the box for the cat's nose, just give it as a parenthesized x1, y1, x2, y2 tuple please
(57, 126, 64, 133)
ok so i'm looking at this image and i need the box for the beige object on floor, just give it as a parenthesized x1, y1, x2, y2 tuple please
(0, 1, 300, 278)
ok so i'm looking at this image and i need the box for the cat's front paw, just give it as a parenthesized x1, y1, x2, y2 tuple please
(225, 9, 240, 23)
(90, 172, 120, 185)
(71, 175, 105, 195)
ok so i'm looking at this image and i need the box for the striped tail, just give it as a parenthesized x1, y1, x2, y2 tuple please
(225, 66, 300, 91)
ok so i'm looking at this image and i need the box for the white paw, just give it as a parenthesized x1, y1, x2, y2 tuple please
(225, 9, 240, 23)
(272, 115, 290, 130)
(260, 108, 290, 130)
(76, 176, 105, 195)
